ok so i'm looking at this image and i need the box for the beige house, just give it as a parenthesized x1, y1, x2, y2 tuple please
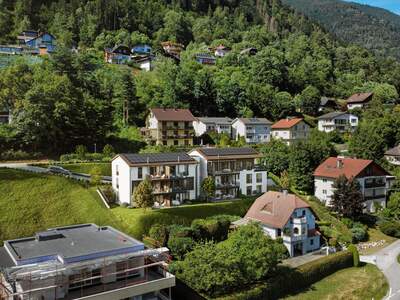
(271, 118, 311, 145)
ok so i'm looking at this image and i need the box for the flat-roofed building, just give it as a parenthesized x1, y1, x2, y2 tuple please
(189, 147, 267, 200)
(193, 117, 232, 137)
(231, 118, 272, 144)
(0, 224, 175, 300)
(112, 152, 199, 207)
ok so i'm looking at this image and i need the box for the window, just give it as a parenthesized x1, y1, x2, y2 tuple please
(323, 189, 327, 195)
(174, 140, 179, 146)
(256, 173, 262, 183)
(163, 140, 167, 145)
(246, 186, 252, 195)
(293, 228, 299, 234)
(310, 239, 314, 245)
(256, 185, 262, 193)
(301, 227, 306, 235)
(174, 122, 178, 127)
(302, 210, 306, 217)
(137, 167, 142, 179)
(246, 174, 252, 184)
(277, 229, 282, 236)
(323, 179, 327, 183)
(116, 164, 119, 176)
(184, 139, 189, 146)
(116, 177, 119, 189)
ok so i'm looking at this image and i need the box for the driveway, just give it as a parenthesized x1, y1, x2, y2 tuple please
(361, 239, 400, 300)
(283, 251, 326, 268)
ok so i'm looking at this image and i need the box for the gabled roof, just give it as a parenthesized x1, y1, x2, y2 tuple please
(197, 117, 232, 125)
(347, 92, 374, 104)
(189, 147, 262, 160)
(272, 118, 304, 129)
(320, 97, 337, 107)
(235, 118, 272, 125)
(150, 108, 196, 121)
(115, 152, 197, 166)
(313, 157, 390, 179)
(318, 111, 352, 120)
(244, 191, 311, 229)
(385, 145, 400, 157)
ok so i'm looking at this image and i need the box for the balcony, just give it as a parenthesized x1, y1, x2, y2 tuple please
(216, 182, 240, 189)
(364, 179, 386, 188)
(282, 234, 307, 242)
(293, 217, 307, 225)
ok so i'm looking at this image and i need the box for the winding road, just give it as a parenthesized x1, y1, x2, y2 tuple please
(361, 240, 400, 300)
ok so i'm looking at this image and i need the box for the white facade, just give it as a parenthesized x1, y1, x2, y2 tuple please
(385, 154, 400, 166)
(231, 118, 271, 144)
(193, 118, 232, 137)
(318, 113, 358, 133)
(314, 176, 392, 212)
(271, 120, 310, 145)
(347, 103, 365, 110)
(112, 156, 199, 207)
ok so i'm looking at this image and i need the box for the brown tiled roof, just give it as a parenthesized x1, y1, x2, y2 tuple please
(150, 108, 196, 121)
(313, 157, 389, 179)
(347, 92, 373, 104)
(272, 118, 303, 129)
(385, 145, 400, 157)
(244, 191, 310, 229)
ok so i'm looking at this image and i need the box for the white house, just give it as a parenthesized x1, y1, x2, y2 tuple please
(314, 157, 394, 212)
(193, 117, 232, 137)
(132, 55, 153, 71)
(317, 111, 358, 133)
(271, 118, 311, 145)
(231, 118, 272, 144)
(189, 147, 268, 200)
(385, 145, 400, 166)
(234, 191, 321, 257)
(346, 92, 374, 110)
(214, 45, 230, 57)
(112, 152, 199, 207)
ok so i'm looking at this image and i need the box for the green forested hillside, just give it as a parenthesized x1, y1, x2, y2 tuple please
(0, 0, 399, 156)
(282, 0, 400, 59)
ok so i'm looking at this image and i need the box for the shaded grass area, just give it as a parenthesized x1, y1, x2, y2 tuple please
(0, 168, 121, 244)
(111, 199, 254, 239)
(35, 163, 112, 176)
(283, 264, 388, 300)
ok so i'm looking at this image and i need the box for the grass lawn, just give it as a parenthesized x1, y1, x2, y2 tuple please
(283, 264, 388, 300)
(0, 168, 121, 244)
(111, 199, 254, 239)
(358, 227, 397, 255)
(58, 163, 111, 176)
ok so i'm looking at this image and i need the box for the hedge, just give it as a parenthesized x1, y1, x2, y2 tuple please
(217, 251, 354, 300)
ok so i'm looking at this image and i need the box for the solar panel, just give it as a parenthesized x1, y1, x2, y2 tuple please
(123, 152, 195, 164)
(200, 147, 258, 157)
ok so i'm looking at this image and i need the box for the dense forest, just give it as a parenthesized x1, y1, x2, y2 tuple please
(282, 0, 400, 60)
(0, 0, 400, 155)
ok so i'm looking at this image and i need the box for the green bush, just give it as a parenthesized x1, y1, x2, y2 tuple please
(379, 221, 400, 238)
(0, 150, 41, 161)
(149, 224, 169, 247)
(191, 215, 235, 242)
(168, 236, 195, 260)
(347, 244, 360, 267)
(168, 224, 194, 239)
(341, 218, 354, 228)
(350, 222, 368, 243)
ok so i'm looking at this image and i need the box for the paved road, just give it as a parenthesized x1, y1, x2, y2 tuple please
(361, 239, 400, 300)
(0, 162, 111, 184)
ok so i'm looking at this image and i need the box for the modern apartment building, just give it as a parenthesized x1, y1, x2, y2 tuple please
(231, 118, 272, 144)
(234, 191, 320, 257)
(188, 147, 268, 200)
(193, 117, 232, 137)
(0, 224, 175, 300)
(317, 111, 358, 133)
(314, 157, 394, 212)
(271, 118, 311, 145)
(112, 152, 199, 207)
(144, 108, 196, 146)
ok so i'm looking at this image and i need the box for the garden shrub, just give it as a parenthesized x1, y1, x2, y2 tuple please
(149, 224, 169, 247)
(0, 149, 41, 161)
(168, 236, 195, 260)
(168, 225, 194, 239)
(347, 244, 360, 267)
(379, 221, 400, 238)
(350, 222, 368, 243)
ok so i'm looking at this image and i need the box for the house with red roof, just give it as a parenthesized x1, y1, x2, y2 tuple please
(271, 117, 311, 145)
(346, 92, 374, 110)
(314, 157, 394, 212)
(234, 191, 320, 256)
(144, 108, 196, 146)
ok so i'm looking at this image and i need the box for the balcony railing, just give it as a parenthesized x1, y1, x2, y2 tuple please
(293, 217, 307, 224)
(364, 180, 386, 188)
(282, 234, 307, 242)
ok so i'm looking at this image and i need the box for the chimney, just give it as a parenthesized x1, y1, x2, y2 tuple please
(337, 158, 343, 169)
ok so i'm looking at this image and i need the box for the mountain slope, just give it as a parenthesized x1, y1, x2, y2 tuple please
(282, 0, 400, 59)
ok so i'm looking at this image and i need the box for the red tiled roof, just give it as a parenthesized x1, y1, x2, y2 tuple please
(244, 191, 310, 229)
(271, 118, 303, 129)
(150, 108, 196, 121)
(313, 157, 382, 179)
(347, 92, 373, 104)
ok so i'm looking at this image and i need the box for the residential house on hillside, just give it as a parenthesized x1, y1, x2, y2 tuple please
(319, 97, 338, 112)
(112, 152, 199, 207)
(346, 92, 374, 110)
(234, 191, 320, 257)
(104, 45, 132, 64)
(195, 53, 216, 65)
(240, 47, 258, 56)
(0, 224, 175, 300)
(189, 147, 267, 200)
(214, 45, 231, 57)
(161, 41, 184, 60)
(17, 30, 56, 55)
(385, 145, 400, 166)
(231, 118, 272, 144)
(131, 44, 152, 55)
(271, 118, 311, 145)
(132, 55, 153, 71)
(317, 111, 358, 133)
(143, 108, 196, 146)
(314, 157, 394, 212)
(193, 117, 232, 137)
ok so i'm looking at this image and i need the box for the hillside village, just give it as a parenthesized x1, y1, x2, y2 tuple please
(1, 0, 400, 300)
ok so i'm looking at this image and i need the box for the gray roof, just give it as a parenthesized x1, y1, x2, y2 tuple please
(196, 147, 259, 157)
(4, 224, 144, 266)
(0, 247, 15, 268)
(237, 118, 272, 125)
(197, 117, 232, 125)
(320, 97, 337, 106)
(120, 152, 196, 165)
(318, 111, 348, 120)
(385, 145, 400, 156)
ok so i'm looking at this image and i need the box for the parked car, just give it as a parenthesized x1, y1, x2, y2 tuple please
(47, 166, 72, 176)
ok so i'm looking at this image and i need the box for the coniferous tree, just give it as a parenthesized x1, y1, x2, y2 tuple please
(331, 175, 363, 219)
(133, 178, 154, 209)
